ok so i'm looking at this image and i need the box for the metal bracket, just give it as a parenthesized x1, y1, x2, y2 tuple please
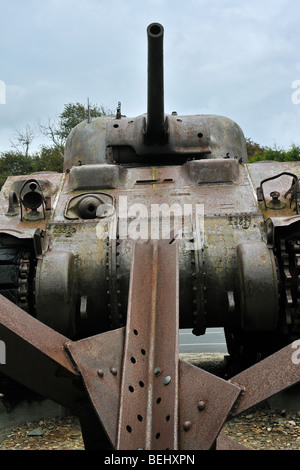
(257, 172, 300, 213)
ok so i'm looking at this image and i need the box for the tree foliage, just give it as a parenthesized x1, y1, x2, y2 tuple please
(33, 145, 64, 173)
(245, 138, 267, 161)
(0, 147, 64, 188)
(0, 151, 34, 187)
(57, 102, 111, 141)
(246, 138, 300, 163)
(39, 101, 112, 150)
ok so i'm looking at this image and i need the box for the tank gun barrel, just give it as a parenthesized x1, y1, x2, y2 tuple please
(145, 23, 167, 145)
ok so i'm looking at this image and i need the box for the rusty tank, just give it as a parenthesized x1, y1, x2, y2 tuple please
(0, 22, 299, 363)
(0, 23, 300, 450)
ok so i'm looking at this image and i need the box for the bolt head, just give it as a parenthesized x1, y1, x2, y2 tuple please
(183, 421, 192, 431)
(198, 400, 205, 411)
(163, 375, 171, 385)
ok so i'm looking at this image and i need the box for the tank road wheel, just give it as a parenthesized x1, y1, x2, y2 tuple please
(225, 241, 284, 372)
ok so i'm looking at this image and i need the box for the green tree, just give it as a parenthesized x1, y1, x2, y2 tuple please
(246, 139, 300, 164)
(285, 143, 300, 162)
(246, 138, 267, 162)
(32, 145, 64, 173)
(0, 151, 35, 187)
(58, 102, 111, 141)
(39, 101, 112, 149)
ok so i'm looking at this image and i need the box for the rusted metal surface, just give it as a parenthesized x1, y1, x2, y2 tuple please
(247, 161, 300, 219)
(236, 241, 278, 331)
(216, 433, 248, 450)
(0, 294, 83, 408)
(228, 342, 300, 417)
(179, 360, 241, 450)
(66, 328, 125, 447)
(117, 240, 179, 450)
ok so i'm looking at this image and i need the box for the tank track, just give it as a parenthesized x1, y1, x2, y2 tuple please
(277, 237, 300, 340)
(0, 236, 35, 315)
(0, 236, 38, 400)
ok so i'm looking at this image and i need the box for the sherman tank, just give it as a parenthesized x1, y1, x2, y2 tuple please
(1, 23, 300, 366)
(0, 23, 300, 451)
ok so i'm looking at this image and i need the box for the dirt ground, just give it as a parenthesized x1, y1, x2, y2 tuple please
(1, 353, 300, 451)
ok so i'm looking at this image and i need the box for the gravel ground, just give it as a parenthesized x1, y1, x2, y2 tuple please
(1, 408, 300, 451)
(1, 353, 299, 451)
(222, 406, 300, 450)
(0, 416, 84, 450)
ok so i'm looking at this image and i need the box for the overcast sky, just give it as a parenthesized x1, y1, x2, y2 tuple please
(0, 0, 299, 154)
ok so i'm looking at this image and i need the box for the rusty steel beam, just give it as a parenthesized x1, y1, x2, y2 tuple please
(66, 239, 180, 450)
(216, 433, 248, 450)
(228, 341, 300, 417)
(117, 239, 179, 450)
(0, 293, 123, 449)
(0, 294, 83, 408)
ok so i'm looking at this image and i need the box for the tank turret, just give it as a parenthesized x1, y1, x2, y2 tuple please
(63, 22, 247, 171)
